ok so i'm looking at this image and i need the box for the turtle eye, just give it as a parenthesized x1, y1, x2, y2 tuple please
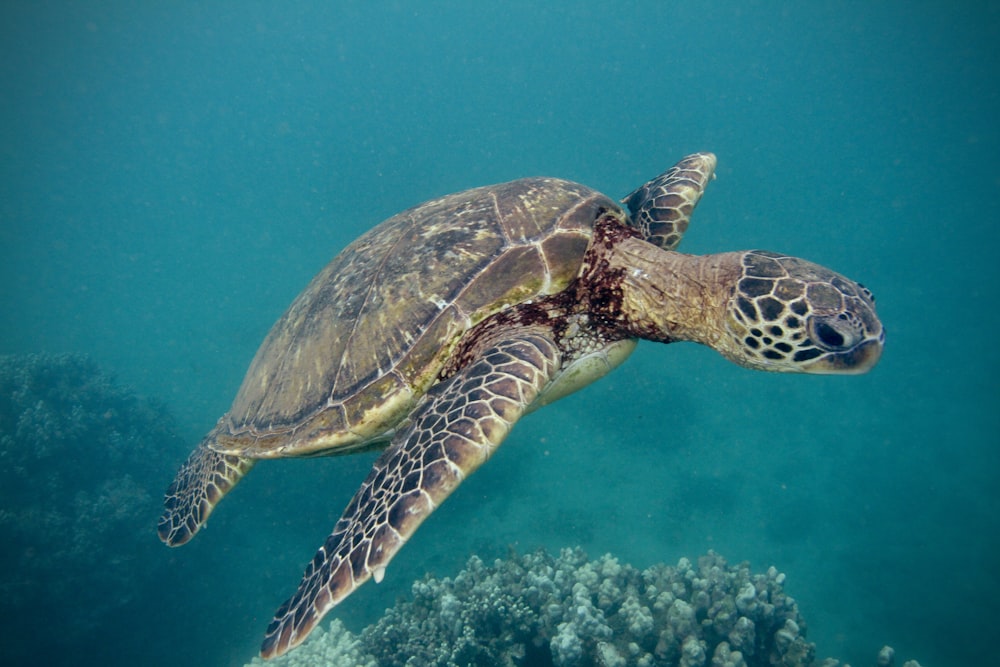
(814, 321, 844, 347)
(807, 313, 860, 351)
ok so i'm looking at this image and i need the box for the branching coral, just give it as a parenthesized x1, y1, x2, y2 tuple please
(246, 548, 926, 667)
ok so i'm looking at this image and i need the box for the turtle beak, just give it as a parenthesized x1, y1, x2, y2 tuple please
(801, 335, 885, 375)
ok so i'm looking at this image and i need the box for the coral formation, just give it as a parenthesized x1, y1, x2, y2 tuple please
(246, 548, 925, 667)
(0, 353, 181, 649)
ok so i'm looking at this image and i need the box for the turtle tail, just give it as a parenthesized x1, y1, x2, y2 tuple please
(157, 438, 255, 546)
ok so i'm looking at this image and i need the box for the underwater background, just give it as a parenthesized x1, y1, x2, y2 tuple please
(1, 1, 997, 666)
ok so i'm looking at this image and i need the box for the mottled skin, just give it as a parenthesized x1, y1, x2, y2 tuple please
(157, 154, 884, 658)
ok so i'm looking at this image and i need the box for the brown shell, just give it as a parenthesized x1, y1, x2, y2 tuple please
(210, 177, 620, 458)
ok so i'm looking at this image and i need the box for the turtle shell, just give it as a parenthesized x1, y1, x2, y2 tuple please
(210, 177, 620, 458)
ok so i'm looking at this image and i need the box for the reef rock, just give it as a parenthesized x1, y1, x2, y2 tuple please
(0, 353, 180, 656)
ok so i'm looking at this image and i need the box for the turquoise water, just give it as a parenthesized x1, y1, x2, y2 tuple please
(1, 2, 997, 665)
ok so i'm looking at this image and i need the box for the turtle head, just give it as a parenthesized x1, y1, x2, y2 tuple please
(717, 250, 884, 374)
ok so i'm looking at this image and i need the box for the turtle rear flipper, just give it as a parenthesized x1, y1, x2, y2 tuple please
(259, 332, 561, 659)
(158, 439, 255, 546)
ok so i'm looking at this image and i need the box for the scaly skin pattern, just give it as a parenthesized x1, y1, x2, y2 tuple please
(622, 152, 717, 250)
(157, 439, 254, 546)
(260, 333, 561, 658)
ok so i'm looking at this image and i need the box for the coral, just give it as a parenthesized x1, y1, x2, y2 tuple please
(0, 353, 181, 647)
(246, 547, 927, 667)
(245, 620, 378, 667)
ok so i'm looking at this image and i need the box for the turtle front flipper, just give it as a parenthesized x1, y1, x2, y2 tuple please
(622, 152, 717, 250)
(158, 438, 255, 546)
(259, 332, 561, 659)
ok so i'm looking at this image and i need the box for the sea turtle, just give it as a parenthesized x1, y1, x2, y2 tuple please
(158, 153, 884, 658)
